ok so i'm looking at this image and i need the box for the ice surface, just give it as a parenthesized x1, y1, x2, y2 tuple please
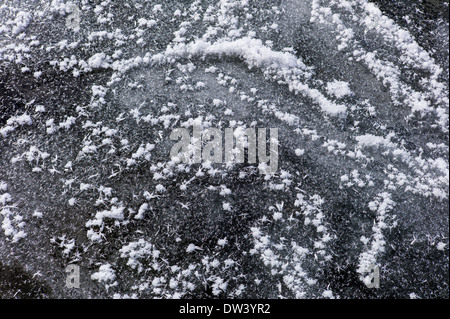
(0, 0, 448, 299)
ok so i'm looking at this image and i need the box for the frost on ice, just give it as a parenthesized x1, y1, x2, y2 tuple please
(0, 0, 448, 299)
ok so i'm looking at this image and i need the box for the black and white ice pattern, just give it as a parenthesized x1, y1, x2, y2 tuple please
(0, 0, 448, 299)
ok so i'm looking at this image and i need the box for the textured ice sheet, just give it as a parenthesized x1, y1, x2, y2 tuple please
(0, 0, 448, 299)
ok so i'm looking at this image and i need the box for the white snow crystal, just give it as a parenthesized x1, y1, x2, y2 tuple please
(322, 290, 334, 298)
(326, 80, 353, 99)
(88, 52, 110, 69)
(217, 238, 228, 247)
(186, 243, 201, 253)
(91, 264, 116, 283)
(12, 11, 32, 36)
